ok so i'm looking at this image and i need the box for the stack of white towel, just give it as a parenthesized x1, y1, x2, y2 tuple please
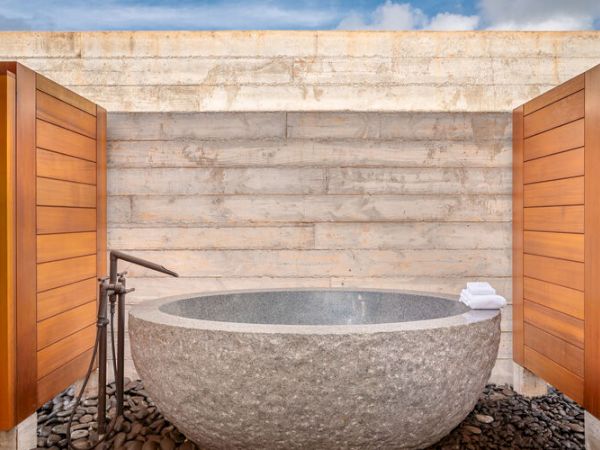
(460, 282, 506, 309)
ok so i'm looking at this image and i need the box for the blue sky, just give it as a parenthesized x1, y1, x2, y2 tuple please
(0, 0, 598, 31)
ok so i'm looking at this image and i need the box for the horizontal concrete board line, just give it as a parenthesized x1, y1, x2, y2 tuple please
(113, 249, 511, 278)
(107, 194, 512, 224)
(106, 167, 511, 196)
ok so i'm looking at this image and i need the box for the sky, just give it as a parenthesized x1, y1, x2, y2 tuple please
(0, 0, 598, 31)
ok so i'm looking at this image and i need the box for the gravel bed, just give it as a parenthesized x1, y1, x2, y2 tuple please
(35, 382, 584, 450)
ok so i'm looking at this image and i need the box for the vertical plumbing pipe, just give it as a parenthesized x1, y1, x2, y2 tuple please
(117, 276, 126, 416)
(97, 280, 109, 435)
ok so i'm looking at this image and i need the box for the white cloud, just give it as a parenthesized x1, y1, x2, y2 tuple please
(426, 13, 479, 31)
(479, 0, 599, 30)
(337, 1, 477, 31)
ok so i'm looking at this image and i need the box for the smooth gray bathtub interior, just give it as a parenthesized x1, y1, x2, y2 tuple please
(159, 290, 470, 325)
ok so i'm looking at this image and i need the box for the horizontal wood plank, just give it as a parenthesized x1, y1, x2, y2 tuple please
(524, 90, 585, 138)
(36, 74, 97, 116)
(36, 91, 97, 139)
(37, 177, 96, 208)
(36, 119, 96, 162)
(523, 119, 584, 161)
(37, 207, 96, 234)
(523, 253, 584, 291)
(524, 300, 584, 348)
(523, 176, 583, 207)
(37, 324, 96, 379)
(37, 301, 96, 350)
(523, 148, 584, 184)
(37, 277, 97, 322)
(523, 206, 584, 233)
(524, 277, 584, 320)
(37, 254, 96, 292)
(37, 347, 94, 406)
(37, 232, 97, 263)
(524, 346, 583, 404)
(523, 231, 583, 262)
(37, 148, 96, 185)
(524, 323, 584, 377)
(523, 74, 584, 115)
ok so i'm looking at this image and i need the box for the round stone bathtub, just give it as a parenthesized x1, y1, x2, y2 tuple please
(129, 289, 501, 450)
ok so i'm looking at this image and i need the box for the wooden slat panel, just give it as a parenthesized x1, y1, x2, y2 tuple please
(37, 206, 96, 234)
(524, 206, 584, 233)
(36, 91, 96, 139)
(37, 347, 93, 406)
(512, 105, 524, 365)
(37, 324, 96, 379)
(524, 277, 584, 320)
(15, 63, 37, 420)
(524, 120, 584, 161)
(37, 301, 96, 350)
(37, 232, 97, 263)
(36, 149, 96, 185)
(37, 277, 97, 322)
(0, 70, 16, 429)
(96, 107, 107, 283)
(37, 177, 96, 208)
(524, 346, 583, 404)
(37, 119, 96, 162)
(585, 62, 600, 416)
(523, 148, 584, 184)
(524, 90, 585, 138)
(523, 231, 584, 262)
(524, 323, 584, 377)
(523, 74, 585, 116)
(37, 254, 96, 293)
(523, 176, 584, 207)
(36, 74, 96, 116)
(524, 300, 584, 348)
(523, 253, 584, 291)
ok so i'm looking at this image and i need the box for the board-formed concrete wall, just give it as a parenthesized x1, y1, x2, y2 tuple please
(2, 31, 599, 385)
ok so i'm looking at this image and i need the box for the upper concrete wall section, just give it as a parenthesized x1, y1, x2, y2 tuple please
(1, 31, 599, 112)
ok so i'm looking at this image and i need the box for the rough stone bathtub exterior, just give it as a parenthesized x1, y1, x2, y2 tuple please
(130, 289, 501, 449)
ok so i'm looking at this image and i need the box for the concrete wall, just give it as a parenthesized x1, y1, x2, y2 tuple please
(2, 31, 599, 385)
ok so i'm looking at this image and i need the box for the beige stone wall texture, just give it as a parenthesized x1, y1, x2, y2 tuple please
(2, 31, 599, 385)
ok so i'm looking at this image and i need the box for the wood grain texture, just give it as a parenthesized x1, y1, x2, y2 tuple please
(37, 324, 96, 379)
(523, 119, 584, 161)
(523, 74, 584, 115)
(15, 62, 37, 421)
(523, 231, 583, 262)
(36, 301, 96, 351)
(523, 176, 583, 207)
(37, 177, 96, 208)
(0, 71, 16, 430)
(37, 277, 97, 322)
(36, 148, 96, 185)
(37, 347, 94, 406)
(512, 106, 524, 365)
(36, 73, 96, 116)
(37, 254, 96, 293)
(523, 90, 585, 138)
(37, 232, 97, 263)
(584, 63, 600, 417)
(524, 300, 584, 348)
(523, 148, 584, 184)
(523, 205, 584, 233)
(524, 277, 584, 320)
(524, 346, 583, 404)
(37, 119, 96, 162)
(96, 106, 107, 282)
(36, 91, 97, 139)
(37, 206, 96, 234)
(523, 253, 584, 291)
(524, 323, 584, 377)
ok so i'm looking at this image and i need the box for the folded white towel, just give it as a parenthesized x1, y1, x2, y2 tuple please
(466, 281, 496, 295)
(460, 289, 506, 310)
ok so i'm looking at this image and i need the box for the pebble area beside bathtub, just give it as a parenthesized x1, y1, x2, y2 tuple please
(34, 381, 584, 450)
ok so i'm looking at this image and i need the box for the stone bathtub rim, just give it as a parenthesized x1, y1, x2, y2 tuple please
(129, 288, 500, 335)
